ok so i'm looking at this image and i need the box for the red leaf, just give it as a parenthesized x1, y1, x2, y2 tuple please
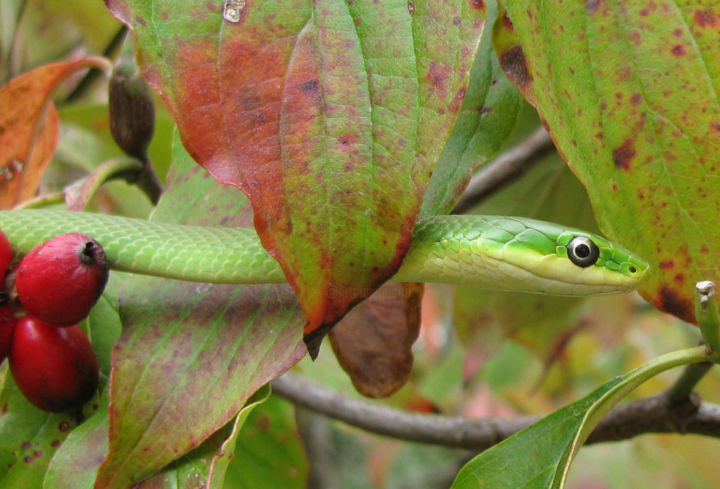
(106, 1, 486, 351)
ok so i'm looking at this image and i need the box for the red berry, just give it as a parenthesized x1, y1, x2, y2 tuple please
(0, 305, 16, 362)
(16, 233, 109, 326)
(9, 316, 98, 412)
(0, 228, 12, 280)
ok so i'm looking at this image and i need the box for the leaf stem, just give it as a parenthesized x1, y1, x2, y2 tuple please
(13, 191, 64, 209)
(63, 156, 144, 210)
(696, 281, 720, 354)
(665, 361, 714, 405)
(62, 26, 128, 104)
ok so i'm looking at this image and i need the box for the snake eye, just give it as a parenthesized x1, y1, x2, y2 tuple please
(567, 236, 599, 268)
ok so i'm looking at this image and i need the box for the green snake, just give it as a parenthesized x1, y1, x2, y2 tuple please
(0, 210, 649, 295)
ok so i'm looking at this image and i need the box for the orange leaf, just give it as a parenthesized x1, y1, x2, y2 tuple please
(0, 57, 111, 208)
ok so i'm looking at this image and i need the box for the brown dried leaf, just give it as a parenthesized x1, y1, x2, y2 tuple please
(329, 283, 423, 398)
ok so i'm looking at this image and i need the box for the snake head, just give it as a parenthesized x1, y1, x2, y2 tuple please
(551, 229, 650, 294)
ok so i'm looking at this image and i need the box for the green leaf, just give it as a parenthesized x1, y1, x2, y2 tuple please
(450, 346, 717, 489)
(224, 395, 308, 489)
(494, 0, 720, 324)
(0, 372, 78, 489)
(422, 0, 523, 215)
(83, 284, 123, 381)
(43, 393, 109, 489)
(105, 0, 486, 342)
(94, 133, 306, 489)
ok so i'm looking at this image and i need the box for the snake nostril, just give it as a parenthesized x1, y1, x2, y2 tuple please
(629, 266, 637, 273)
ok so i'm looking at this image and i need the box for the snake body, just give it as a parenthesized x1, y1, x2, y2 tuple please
(0, 210, 649, 295)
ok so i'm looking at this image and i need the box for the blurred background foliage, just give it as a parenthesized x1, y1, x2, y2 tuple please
(1, 0, 718, 487)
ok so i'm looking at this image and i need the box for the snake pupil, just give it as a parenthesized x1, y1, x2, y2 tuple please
(567, 236, 599, 268)
(575, 244, 590, 258)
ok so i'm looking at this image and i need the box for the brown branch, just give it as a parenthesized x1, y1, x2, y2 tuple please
(272, 372, 720, 451)
(452, 127, 555, 214)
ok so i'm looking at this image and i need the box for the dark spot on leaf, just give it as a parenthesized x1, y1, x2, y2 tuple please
(631, 93, 642, 105)
(33, 450, 42, 458)
(694, 9, 718, 27)
(587, 0, 601, 14)
(671, 45, 685, 56)
(477, 106, 493, 115)
(160, 11, 169, 20)
(299, 79, 318, 92)
(659, 287, 693, 323)
(499, 45, 532, 88)
(627, 31, 642, 45)
(701, 244, 710, 254)
(21, 441, 31, 450)
(612, 139, 635, 170)
(23, 456, 32, 463)
(673, 28, 683, 37)
(659, 260, 674, 269)
(135, 15, 147, 26)
(711, 121, 720, 133)
(471, 0, 484, 9)
(427, 61, 450, 90)
(50, 440, 61, 448)
(453, 16, 462, 26)
(58, 420, 71, 432)
(407, 2, 414, 14)
(502, 11, 514, 29)
(257, 415, 271, 431)
(674, 273, 685, 284)
(449, 87, 466, 112)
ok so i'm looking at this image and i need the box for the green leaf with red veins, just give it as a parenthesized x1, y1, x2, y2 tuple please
(131, 386, 270, 489)
(104, 0, 486, 340)
(93, 133, 306, 489)
(494, 1, 720, 323)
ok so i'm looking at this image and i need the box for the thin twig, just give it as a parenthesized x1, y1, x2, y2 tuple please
(273, 373, 536, 451)
(452, 127, 555, 214)
(272, 372, 720, 451)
